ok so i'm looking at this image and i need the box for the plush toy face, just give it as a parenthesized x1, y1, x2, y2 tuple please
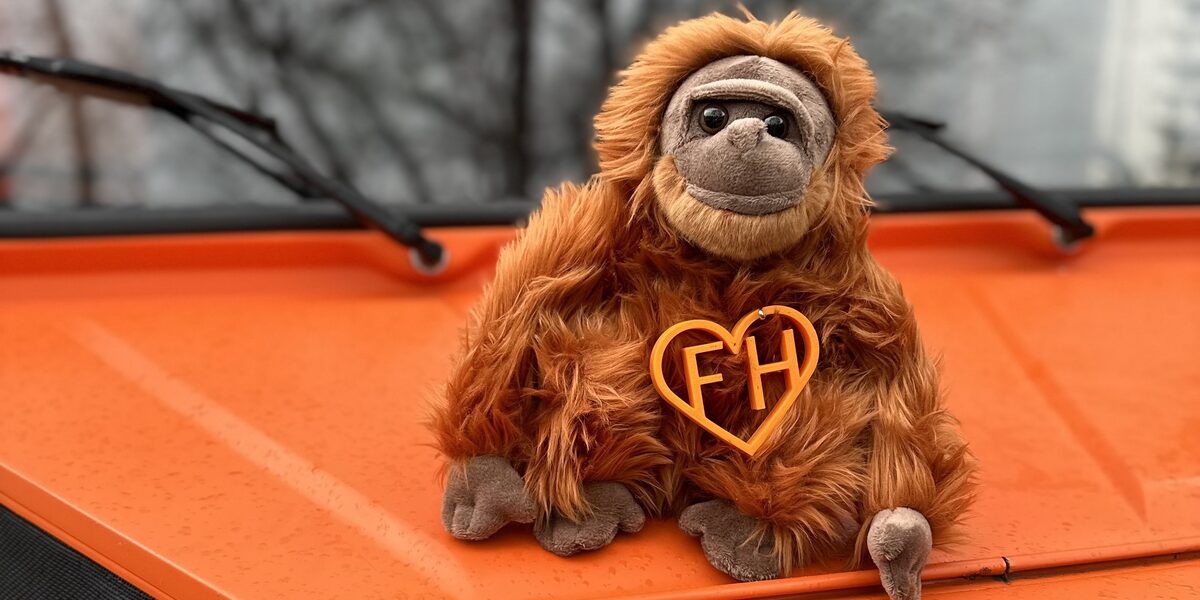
(655, 56, 836, 261)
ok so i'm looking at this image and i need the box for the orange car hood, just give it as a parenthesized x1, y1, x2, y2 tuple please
(1, 207, 1198, 599)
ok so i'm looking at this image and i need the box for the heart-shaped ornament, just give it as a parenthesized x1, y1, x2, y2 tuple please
(649, 305, 819, 456)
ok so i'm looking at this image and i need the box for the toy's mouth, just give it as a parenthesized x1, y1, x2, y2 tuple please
(685, 183, 804, 216)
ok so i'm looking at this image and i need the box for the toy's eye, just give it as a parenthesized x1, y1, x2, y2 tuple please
(699, 104, 728, 134)
(764, 113, 788, 138)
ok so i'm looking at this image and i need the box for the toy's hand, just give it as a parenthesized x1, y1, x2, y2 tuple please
(442, 455, 535, 540)
(868, 507, 932, 600)
(535, 481, 645, 556)
(679, 499, 782, 581)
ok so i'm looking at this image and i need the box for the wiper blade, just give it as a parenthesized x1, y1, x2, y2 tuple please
(0, 52, 318, 199)
(882, 111, 1095, 246)
(0, 51, 444, 266)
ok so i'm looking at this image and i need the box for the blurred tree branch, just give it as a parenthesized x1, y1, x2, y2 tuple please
(0, 89, 55, 191)
(46, 0, 96, 207)
(506, 0, 533, 198)
(135, 0, 1040, 207)
(165, 0, 529, 203)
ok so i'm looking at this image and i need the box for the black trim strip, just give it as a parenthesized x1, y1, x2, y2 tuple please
(874, 188, 1200, 213)
(0, 201, 533, 238)
(0, 190, 1195, 239)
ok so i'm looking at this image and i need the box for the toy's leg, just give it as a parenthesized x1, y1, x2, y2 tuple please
(678, 499, 785, 580)
(534, 481, 645, 556)
(676, 399, 871, 581)
(524, 333, 672, 555)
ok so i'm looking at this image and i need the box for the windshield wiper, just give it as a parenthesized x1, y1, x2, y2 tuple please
(882, 111, 1095, 246)
(0, 51, 1092, 256)
(0, 51, 444, 267)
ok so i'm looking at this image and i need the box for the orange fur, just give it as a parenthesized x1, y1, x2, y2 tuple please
(430, 12, 975, 575)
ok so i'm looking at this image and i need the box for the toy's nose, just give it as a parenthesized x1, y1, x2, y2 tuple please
(726, 118, 765, 153)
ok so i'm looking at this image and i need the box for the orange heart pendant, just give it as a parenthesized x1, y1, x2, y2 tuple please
(649, 305, 819, 456)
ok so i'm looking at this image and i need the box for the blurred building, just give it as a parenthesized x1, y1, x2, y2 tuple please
(873, 0, 1200, 191)
(1096, 0, 1200, 185)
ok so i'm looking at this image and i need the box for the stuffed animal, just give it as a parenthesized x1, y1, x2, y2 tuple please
(431, 12, 975, 600)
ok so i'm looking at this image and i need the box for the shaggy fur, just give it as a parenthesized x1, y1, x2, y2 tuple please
(431, 12, 975, 576)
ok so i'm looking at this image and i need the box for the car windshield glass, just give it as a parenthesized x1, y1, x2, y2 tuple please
(1, 1, 1199, 214)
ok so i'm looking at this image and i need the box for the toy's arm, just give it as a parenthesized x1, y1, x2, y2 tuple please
(851, 269, 975, 558)
(431, 180, 622, 463)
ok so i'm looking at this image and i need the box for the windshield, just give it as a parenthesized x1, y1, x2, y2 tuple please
(1, 0, 1199, 213)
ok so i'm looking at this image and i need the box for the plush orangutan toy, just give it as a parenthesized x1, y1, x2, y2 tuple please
(432, 12, 975, 600)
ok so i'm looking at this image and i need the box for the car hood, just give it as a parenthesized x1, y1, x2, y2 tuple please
(1, 207, 1198, 599)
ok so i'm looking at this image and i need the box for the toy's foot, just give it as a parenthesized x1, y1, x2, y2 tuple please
(535, 481, 645, 556)
(868, 508, 932, 600)
(679, 499, 782, 582)
(442, 455, 535, 541)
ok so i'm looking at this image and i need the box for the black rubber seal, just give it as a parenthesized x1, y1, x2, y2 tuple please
(0, 503, 151, 600)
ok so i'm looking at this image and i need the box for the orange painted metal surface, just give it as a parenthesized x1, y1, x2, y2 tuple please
(1, 206, 1198, 599)
(831, 554, 1200, 599)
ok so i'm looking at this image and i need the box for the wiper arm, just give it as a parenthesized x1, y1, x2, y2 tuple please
(0, 52, 317, 201)
(0, 51, 444, 267)
(882, 111, 1095, 246)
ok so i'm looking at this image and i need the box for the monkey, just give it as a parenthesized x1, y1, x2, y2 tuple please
(431, 13, 975, 600)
